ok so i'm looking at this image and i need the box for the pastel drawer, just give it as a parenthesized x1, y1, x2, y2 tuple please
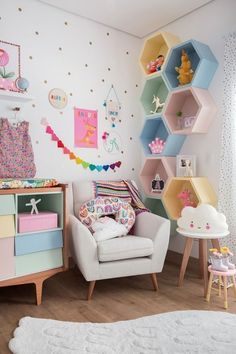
(0, 237, 15, 280)
(15, 230, 63, 256)
(0, 195, 15, 215)
(0, 215, 15, 238)
(15, 248, 63, 277)
(18, 212, 58, 233)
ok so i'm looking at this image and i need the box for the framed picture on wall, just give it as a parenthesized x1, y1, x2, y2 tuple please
(0, 40, 21, 90)
(176, 155, 196, 177)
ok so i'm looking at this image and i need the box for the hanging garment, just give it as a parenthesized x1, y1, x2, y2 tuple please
(0, 118, 36, 178)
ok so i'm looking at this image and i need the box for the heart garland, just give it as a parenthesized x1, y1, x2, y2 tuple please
(43, 123, 122, 172)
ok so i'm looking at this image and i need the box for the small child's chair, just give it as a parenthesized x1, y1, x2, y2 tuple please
(69, 180, 170, 300)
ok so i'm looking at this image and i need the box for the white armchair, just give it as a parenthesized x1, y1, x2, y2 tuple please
(69, 181, 170, 299)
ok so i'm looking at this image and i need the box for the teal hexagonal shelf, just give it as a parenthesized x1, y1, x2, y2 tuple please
(163, 39, 218, 90)
(140, 115, 186, 156)
(140, 74, 169, 116)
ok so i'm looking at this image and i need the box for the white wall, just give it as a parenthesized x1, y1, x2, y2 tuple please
(146, 0, 236, 256)
(0, 0, 142, 189)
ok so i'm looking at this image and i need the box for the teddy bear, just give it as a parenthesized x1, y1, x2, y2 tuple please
(175, 49, 194, 85)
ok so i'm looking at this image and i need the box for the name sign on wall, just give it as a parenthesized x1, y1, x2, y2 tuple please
(48, 88, 68, 109)
(74, 107, 98, 148)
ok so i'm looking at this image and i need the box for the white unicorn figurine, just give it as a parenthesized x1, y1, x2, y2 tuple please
(150, 95, 165, 114)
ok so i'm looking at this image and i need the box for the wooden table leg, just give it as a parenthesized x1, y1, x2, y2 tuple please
(199, 239, 209, 297)
(211, 238, 220, 251)
(199, 240, 204, 279)
(206, 272, 213, 302)
(178, 237, 193, 287)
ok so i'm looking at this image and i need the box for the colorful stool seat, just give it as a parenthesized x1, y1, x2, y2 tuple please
(206, 265, 236, 309)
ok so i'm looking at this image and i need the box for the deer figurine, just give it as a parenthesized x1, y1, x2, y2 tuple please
(150, 95, 165, 114)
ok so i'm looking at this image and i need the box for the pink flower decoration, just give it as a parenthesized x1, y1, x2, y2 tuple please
(0, 49, 9, 67)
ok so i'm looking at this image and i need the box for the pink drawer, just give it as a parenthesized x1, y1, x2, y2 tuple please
(18, 212, 58, 233)
(0, 237, 15, 280)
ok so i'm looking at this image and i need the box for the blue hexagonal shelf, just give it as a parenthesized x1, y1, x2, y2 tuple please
(163, 39, 218, 90)
(140, 115, 186, 156)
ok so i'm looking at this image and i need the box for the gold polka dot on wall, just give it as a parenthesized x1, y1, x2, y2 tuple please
(29, 56, 33, 60)
(44, 80, 47, 84)
(130, 137, 133, 140)
(132, 168, 135, 171)
(60, 111, 63, 115)
(32, 104, 36, 108)
(124, 90, 127, 94)
(90, 89, 93, 93)
(85, 64, 88, 67)
(89, 41, 92, 45)
(108, 67, 111, 71)
(119, 119, 122, 123)
(106, 32, 110, 36)
(64, 21, 68, 26)
(98, 155, 101, 158)
(102, 79, 105, 82)
(136, 84, 138, 87)
(105, 117, 108, 120)
(18, 7, 22, 12)
(68, 72, 71, 76)
(121, 150, 124, 154)
(126, 51, 129, 55)
(69, 93, 73, 96)
(131, 114, 134, 118)
(59, 47, 62, 51)
(35, 31, 39, 35)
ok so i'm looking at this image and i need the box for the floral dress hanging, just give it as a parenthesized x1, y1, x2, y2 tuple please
(103, 84, 121, 128)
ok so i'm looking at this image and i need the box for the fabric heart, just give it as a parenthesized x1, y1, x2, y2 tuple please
(110, 163, 116, 170)
(69, 152, 76, 160)
(82, 161, 89, 168)
(103, 165, 109, 171)
(76, 157, 82, 164)
(96, 165, 103, 172)
(89, 164, 96, 171)
(57, 140, 64, 148)
(63, 147, 70, 154)
(46, 126, 53, 134)
(116, 161, 121, 168)
(52, 133, 59, 141)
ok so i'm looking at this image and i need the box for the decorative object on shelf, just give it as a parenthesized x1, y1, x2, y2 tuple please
(150, 95, 165, 114)
(176, 155, 196, 177)
(103, 84, 121, 128)
(151, 174, 165, 193)
(209, 248, 228, 272)
(102, 130, 122, 154)
(176, 111, 195, 130)
(0, 40, 21, 92)
(220, 247, 235, 270)
(48, 88, 67, 109)
(15, 77, 29, 92)
(177, 189, 196, 208)
(74, 107, 97, 148)
(146, 55, 165, 74)
(148, 137, 165, 154)
(177, 204, 228, 234)
(41, 118, 122, 172)
(175, 49, 194, 86)
(25, 198, 41, 215)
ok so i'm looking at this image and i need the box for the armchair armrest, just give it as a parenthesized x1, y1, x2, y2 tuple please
(69, 215, 99, 281)
(133, 212, 170, 272)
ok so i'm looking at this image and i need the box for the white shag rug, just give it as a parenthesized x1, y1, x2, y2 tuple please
(9, 310, 236, 354)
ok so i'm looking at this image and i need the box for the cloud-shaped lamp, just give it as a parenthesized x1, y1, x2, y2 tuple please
(177, 204, 228, 235)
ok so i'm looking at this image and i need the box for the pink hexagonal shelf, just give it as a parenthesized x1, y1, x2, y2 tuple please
(163, 87, 217, 134)
(139, 157, 176, 199)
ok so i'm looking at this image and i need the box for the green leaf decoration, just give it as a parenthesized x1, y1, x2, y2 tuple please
(0, 68, 4, 77)
(5, 72, 15, 78)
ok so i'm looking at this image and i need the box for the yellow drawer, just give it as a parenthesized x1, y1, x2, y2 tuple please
(0, 215, 15, 238)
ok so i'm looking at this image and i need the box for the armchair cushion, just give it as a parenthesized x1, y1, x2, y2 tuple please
(97, 236, 153, 262)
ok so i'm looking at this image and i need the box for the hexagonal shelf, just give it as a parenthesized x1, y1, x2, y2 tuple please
(140, 75, 169, 116)
(163, 87, 217, 134)
(162, 177, 217, 220)
(140, 31, 181, 77)
(139, 157, 176, 199)
(163, 39, 218, 90)
(140, 116, 186, 156)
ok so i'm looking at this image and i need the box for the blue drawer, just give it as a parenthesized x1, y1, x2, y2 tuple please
(15, 230, 63, 256)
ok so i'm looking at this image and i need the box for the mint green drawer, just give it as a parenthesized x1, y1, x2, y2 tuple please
(15, 248, 63, 276)
(0, 195, 15, 215)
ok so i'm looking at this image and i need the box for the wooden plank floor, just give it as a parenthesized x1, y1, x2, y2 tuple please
(1, 254, 236, 353)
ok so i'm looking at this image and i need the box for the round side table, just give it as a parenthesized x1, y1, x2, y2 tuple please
(176, 228, 229, 296)
(206, 265, 236, 309)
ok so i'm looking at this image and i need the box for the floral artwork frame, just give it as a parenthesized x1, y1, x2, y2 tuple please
(176, 155, 196, 177)
(0, 40, 20, 80)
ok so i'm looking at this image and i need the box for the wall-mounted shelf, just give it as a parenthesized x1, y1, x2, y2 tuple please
(139, 156, 175, 199)
(163, 87, 217, 134)
(0, 90, 34, 102)
(139, 32, 181, 77)
(140, 116, 186, 156)
(163, 39, 218, 90)
(140, 75, 169, 116)
(162, 177, 217, 220)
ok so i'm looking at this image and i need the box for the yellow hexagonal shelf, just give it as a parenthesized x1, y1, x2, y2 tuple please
(162, 177, 217, 220)
(140, 31, 181, 77)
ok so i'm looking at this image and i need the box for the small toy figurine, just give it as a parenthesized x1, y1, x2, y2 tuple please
(150, 95, 165, 114)
(177, 189, 196, 207)
(146, 55, 165, 74)
(151, 174, 165, 192)
(184, 159, 193, 177)
(25, 198, 41, 214)
(209, 248, 229, 272)
(155, 55, 165, 71)
(175, 49, 194, 86)
(220, 247, 235, 270)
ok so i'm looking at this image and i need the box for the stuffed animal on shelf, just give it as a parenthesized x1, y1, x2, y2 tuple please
(184, 159, 193, 177)
(175, 49, 194, 86)
(177, 189, 196, 207)
(146, 55, 165, 74)
(150, 95, 165, 114)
